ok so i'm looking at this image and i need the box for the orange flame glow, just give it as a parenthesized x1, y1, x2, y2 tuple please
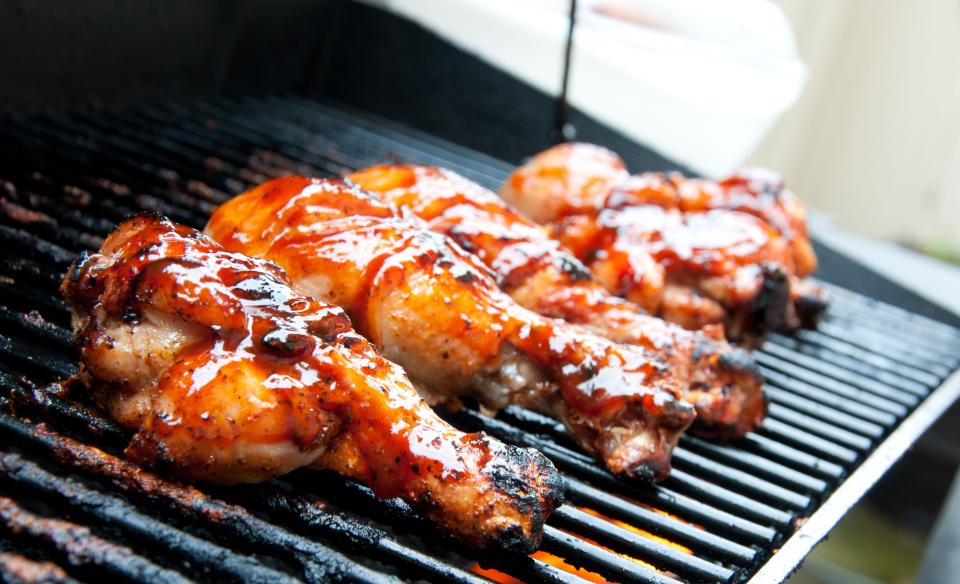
(617, 494, 705, 530)
(470, 551, 612, 584)
(577, 506, 693, 554)
(470, 501, 697, 583)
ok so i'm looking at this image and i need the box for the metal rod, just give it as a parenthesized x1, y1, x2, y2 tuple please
(552, 0, 578, 143)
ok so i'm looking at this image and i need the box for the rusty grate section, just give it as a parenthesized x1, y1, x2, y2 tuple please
(0, 96, 958, 583)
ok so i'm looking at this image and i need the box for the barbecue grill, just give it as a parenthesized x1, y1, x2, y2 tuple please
(1, 3, 959, 583)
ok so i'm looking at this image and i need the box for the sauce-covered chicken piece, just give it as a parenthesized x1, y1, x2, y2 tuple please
(348, 165, 764, 439)
(501, 143, 828, 340)
(207, 178, 695, 482)
(61, 214, 563, 552)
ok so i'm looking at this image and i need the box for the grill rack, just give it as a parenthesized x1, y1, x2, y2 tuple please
(0, 95, 957, 584)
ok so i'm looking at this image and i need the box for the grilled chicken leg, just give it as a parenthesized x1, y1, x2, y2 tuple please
(501, 143, 827, 340)
(348, 165, 764, 438)
(207, 178, 696, 482)
(61, 214, 563, 551)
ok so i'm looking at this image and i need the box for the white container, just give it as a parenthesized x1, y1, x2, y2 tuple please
(380, 0, 806, 176)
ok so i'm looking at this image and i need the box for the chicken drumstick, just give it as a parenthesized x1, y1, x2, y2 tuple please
(61, 214, 563, 551)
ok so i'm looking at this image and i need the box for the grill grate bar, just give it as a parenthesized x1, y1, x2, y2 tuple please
(541, 527, 683, 584)
(561, 478, 758, 563)
(0, 334, 76, 381)
(812, 320, 955, 378)
(679, 437, 828, 494)
(785, 330, 943, 387)
(766, 404, 872, 451)
(1, 181, 118, 237)
(756, 356, 909, 416)
(757, 419, 859, 464)
(823, 311, 960, 371)
(769, 335, 933, 396)
(0, 552, 80, 584)
(761, 344, 921, 406)
(0, 452, 303, 584)
(739, 433, 845, 481)
(0, 411, 423, 584)
(670, 449, 811, 511)
(0, 306, 73, 349)
(4, 379, 128, 445)
(550, 505, 735, 581)
(820, 302, 960, 348)
(815, 281, 960, 343)
(0, 495, 194, 584)
(0, 166, 199, 236)
(65, 110, 249, 202)
(763, 384, 887, 438)
(822, 307, 960, 359)
(0, 126, 210, 228)
(29, 116, 220, 218)
(0, 200, 103, 252)
(0, 223, 78, 266)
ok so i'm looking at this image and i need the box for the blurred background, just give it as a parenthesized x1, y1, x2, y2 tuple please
(753, 1, 960, 272)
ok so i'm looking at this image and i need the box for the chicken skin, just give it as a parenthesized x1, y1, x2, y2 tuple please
(501, 142, 828, 339)
(206, 178, 696, 482)
(347, 165, 764, 439)
(61, 214, 563, 552)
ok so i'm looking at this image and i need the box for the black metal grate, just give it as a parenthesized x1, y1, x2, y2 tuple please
(0, 95, 958, 584)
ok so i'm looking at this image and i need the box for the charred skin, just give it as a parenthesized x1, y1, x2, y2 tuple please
(348, 165, 764, 439)
(791, 276, 830, 329)
(500, 142, 828, 339)
(206, 177, 696, 482)
(60, 214, 562, 552)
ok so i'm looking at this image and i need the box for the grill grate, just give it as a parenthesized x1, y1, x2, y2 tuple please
(0, 95, 958, 584)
